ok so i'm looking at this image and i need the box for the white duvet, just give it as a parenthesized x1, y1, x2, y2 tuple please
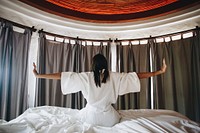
(0, 106, 199, 133)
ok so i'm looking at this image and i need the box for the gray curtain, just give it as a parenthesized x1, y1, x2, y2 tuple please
(35, 33, 111, 109)
(114, 42, 150, 109)
(150, 30, 200, 122)
(0, 22, 31, 121)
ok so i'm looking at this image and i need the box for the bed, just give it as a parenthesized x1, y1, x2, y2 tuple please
(0, 106, 199, 133)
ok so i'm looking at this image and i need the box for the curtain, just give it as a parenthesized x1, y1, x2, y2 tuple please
(0, 22, 31, 121)
(190, 30, 200, 122)
(35, 33, 111, 109)
(150, 31, 200, 122)
(114, 42, 150, 109)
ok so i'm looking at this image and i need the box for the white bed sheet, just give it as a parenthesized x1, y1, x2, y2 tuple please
(0, 106, 199, 133)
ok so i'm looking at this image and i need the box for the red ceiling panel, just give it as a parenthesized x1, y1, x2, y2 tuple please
(46, 0, 177, 15)
(19, 0, 199, 23)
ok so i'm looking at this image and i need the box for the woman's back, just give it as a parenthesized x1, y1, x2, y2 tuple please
(61, 71, 140, 126)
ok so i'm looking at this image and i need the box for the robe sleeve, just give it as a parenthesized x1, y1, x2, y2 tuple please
(61, 72, 88, 95)
(118, 72, 140, 95)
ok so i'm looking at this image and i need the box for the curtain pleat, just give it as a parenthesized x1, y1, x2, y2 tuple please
(0, 22, 31, 121)
(189, 30, 200, 122)
(35, 33, 111, 109)
(114, 42, 150, 110)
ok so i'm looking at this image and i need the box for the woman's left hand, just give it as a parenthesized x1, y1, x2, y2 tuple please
(160, 59, 167, 73)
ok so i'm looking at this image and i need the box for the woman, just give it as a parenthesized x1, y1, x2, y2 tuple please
(33, 54, 167, 127)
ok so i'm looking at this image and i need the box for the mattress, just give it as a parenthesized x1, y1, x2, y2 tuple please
(0, 106, 199, 133)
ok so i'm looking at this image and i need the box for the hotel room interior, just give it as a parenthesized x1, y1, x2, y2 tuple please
(0, 0, 200, 132)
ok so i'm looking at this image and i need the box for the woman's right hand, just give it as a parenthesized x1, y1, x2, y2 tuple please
(33, 62, 38, 77)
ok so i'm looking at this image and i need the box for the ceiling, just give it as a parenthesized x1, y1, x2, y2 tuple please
(19, 0, 199, 23)
(0, 0, 199, 40)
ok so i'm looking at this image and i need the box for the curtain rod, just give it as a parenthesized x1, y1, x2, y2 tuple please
(0, 17, 37, 32)
(38, 29, 112, 42)
(115, 26, 200, 42)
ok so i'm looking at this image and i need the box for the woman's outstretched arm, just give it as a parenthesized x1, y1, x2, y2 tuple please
(137, 59, 167, 79)
(33, 63, 61, 80)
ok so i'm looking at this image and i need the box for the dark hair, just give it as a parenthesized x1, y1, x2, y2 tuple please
(92, 54, 109, 87)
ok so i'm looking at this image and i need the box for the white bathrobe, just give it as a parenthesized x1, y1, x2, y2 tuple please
(61, 72, 140, 127)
